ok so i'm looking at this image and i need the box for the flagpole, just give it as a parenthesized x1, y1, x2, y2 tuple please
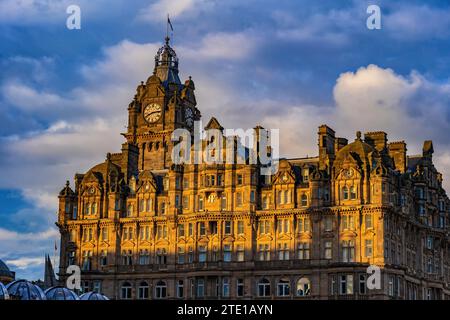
(166, 13, 169, 39)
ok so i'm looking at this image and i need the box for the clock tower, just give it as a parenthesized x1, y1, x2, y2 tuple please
(124, 36, 200, 171)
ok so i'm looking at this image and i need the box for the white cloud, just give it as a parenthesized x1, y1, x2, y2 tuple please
(1, 82, 65, 112)
(0, 227, 58, 241)
(386, 5, 450, 40)
(6, 257, 44, 269)
(179, 32, 259, 61)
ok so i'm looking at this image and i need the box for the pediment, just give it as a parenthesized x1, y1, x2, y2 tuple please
(340, 230, 358, 238)
(204, 117, 224, 131)
(257, 234, 273, 241)
(155, 239, 170, 246)
(278, 233, 293, 241)
(99, 241, 110, 247)
(297, 233, 313, 240)
(121, 240, 136, 246)
(273, 170, 296, 185)
(222, 235, 235, 242)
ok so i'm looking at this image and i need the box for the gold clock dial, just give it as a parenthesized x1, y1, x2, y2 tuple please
(144, 103, 162, 123)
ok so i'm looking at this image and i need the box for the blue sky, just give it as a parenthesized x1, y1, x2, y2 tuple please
(1, 0, 450, 280)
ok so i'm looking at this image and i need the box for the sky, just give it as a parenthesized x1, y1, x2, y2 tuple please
(0, 0, 450, 280)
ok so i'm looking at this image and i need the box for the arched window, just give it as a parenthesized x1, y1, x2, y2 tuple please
(343, 186, 349, 200)
(127, 204, 133, 217)
(257, 278, 271, 297)
(155, 281, 167, 299)
(277, 278, 290, 297)
(139, 199, 145, 212)
(121, 282, 132, 300)
(350, 186, 357, 200)
(146, 198, 152, 212)
(138, 281, 149, 300)
(160, 202, 166, 215)
(296, 277, 311, 296)
(301, 194, 308, 207)
(91, 203, 97, 215)
(85, 203, 91, 215)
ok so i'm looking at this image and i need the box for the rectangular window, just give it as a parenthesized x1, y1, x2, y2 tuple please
(236, 244, 245, 262)
(209, 221, 218, 235)
(182, 196, 189, 210)
(237, 279, 244, 297)
(304, 218, 311, 232)
(223, 244, 232, 262)
(237, 174, 243, 185)
(359, 274, 366, 295)
(297, 242, 310, 260)
(236, 192, 243, 207)
(237, 221, 244, 235)
(178, 224, 185, 237)
(342, 240, 355, 262)
(365, 239, 373, 257)
(196, 279, 205, 298)
(188, 223, 193, 236)
(250, 190, 255, 202)
(365, 214, 373, 229)
(100, 250, 107, 266)
(199, 222, 206, 236)
(178, 247, 185, 264)
(277, 243, 289, 260)
(222, 278, 230, 297)
(258, 244, 270, 261)
(101, 227, 108, 241)
(177, 280, 184, 298)
(198, 245, 207, 263)
(224, 221, 232, 235)
(340, 274, 353, 295)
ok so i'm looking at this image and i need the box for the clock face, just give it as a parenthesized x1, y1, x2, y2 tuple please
(144, 103, 162, 123)
(185, 108, 194, 127)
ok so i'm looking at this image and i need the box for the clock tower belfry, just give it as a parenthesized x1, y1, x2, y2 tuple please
(124, 36, 200, 171)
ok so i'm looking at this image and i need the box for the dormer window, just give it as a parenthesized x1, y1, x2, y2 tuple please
(301, 194, 308, 207)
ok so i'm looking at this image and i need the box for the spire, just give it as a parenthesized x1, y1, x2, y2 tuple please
(44, 254, 57, 288)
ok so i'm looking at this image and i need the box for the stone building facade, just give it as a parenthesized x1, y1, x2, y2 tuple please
(57, 36, 450, 300)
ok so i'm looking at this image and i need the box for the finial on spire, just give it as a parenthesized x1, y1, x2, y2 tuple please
(65, 180, 70, 187)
